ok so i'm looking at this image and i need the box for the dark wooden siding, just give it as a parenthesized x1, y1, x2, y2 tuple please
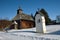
(12, 19, 34, 29)
(20, 20, 34, 29)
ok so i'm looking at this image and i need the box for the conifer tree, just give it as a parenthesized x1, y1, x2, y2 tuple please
(40, 8, 51, 25)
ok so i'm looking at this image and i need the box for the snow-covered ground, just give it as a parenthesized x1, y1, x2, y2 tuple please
(0, 25, 60, 40)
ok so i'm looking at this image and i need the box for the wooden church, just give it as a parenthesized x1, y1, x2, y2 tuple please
(11, 7, 35, 29)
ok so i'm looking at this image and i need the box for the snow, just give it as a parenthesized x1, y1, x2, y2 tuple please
(0, 25, 60, 40)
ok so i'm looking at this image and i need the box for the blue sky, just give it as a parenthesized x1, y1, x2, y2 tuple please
(0, 0, 60, 20)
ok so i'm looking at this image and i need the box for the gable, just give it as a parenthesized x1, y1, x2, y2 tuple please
(34, 11, 44, 19)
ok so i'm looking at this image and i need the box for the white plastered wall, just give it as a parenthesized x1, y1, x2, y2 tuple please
(35, 14, 46, 33)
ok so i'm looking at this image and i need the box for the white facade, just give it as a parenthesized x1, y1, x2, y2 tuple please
(35, 12, 46, 33)
(56, 15, 60, 23)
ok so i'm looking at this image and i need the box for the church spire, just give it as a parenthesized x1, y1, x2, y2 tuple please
(18, 6, 23, 11)
(37, 8, 40, 12)
(17, 6, 23, 14)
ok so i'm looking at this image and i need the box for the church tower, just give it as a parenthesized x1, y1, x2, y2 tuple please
(17, 7, 23, 14)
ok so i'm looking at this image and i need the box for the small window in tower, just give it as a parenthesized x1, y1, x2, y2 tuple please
(37, 19, 40, 23)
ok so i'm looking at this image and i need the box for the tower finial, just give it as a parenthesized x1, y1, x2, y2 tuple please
(37, 8, 40, 11)
(18, 5, 21, 9)
(18, 5, 23, 11)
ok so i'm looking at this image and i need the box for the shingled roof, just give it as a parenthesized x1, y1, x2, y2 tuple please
(12, 13, 34, 21)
